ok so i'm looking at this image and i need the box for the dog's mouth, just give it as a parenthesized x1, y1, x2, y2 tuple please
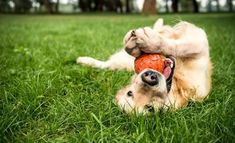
(163, 56, 175, 80)
(163, 56, 175, 92)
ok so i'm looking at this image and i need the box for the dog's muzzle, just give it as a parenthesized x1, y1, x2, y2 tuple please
(140, 56, 176, 92)
(141, 70, 160, 86)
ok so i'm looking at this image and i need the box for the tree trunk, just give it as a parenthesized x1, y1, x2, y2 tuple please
(116, 0, 123, 13)
(192, 0, 199, 13)
(165, 0, 169, 13)
(78, 0, 90, 12)
(142, 0, 157, 15)
(172, 0, 179, 13)
(207, 0, 212, 12)
(227, 0, 233, 12)
(44, 0, 53, 13)
(215, 0, 220, 12)
(126, 0, 130, 13)
(55, 0, 59, 13)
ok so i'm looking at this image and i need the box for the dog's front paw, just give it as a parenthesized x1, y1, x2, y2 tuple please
(124, 27, 163, 57)
(135, 27, 163, 54)
(124, 30, 142, 57)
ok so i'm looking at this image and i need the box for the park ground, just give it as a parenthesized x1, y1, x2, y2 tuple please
(0, 14, 234, 142)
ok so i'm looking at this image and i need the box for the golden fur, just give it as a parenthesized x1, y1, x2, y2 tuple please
(77, 19, 212, 114)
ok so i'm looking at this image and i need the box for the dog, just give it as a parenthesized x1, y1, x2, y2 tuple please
(77, 19, 212, 114)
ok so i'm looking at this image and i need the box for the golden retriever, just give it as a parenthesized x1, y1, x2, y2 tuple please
(77, 19, 212, 114)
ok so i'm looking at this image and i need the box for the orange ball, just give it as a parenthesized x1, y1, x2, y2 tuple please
(134, 54, 165, 74)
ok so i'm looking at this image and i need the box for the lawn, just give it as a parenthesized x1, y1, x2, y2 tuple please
(0, 14, 234, 142)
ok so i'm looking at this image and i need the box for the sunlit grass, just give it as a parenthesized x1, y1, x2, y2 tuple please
(0, 14, 234, 142)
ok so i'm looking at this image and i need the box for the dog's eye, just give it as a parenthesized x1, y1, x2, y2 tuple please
(127, 91, 133, 97)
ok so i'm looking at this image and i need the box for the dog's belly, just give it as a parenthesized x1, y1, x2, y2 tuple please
(186, 69, 208, 100)
(177, 57, 210, 100)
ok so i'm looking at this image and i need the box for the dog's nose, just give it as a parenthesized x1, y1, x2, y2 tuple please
(141, 70, 159, 86)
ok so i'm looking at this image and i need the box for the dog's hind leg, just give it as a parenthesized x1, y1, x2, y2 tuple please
(76, 56, 109, 69)
(77, 49, 135, 71)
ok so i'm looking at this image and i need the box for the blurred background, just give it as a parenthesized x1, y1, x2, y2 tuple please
(0, 0, 234, 14)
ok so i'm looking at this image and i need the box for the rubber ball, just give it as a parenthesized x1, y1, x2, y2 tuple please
(134, 53, 165, 74)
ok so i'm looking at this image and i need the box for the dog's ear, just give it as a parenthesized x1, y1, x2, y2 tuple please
(153, 18, 164, 31)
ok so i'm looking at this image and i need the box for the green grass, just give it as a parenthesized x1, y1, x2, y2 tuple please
(0, 14, 234, 142)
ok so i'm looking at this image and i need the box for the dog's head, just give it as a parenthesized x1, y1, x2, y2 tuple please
(115, 57, 175, 114)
